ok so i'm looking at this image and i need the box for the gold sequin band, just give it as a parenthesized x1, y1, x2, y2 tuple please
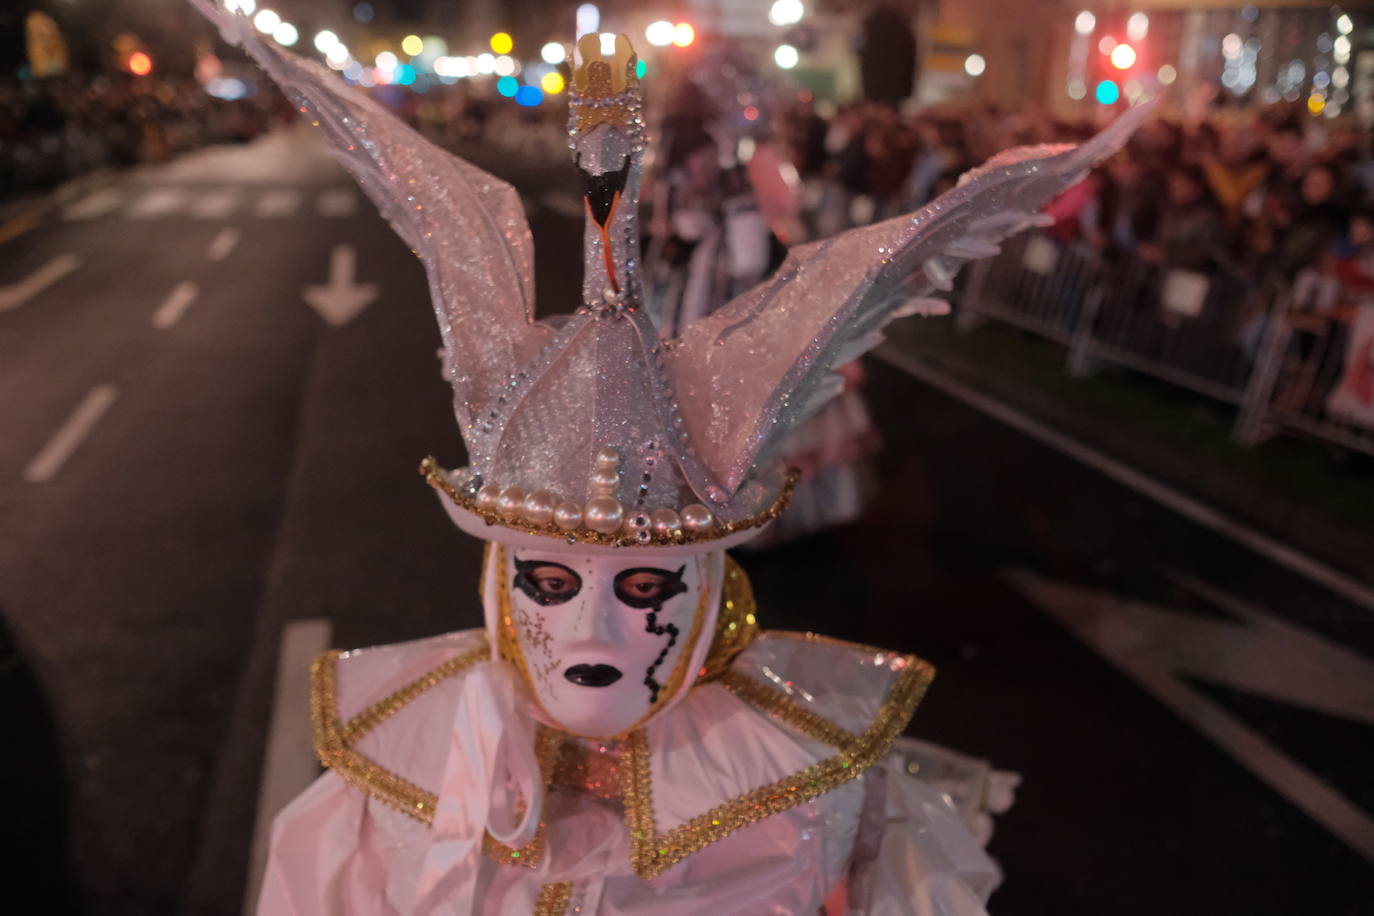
(421, 456, 800, 549)
(534, 881, 573, 916)
(620, 641, 935, 879)
(310, 646, 561, 868)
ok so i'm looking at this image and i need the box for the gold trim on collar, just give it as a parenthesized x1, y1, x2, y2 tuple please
(620, 643, 935, 879)
(534, 880, 573, 916)
(310, 646, 560, 868)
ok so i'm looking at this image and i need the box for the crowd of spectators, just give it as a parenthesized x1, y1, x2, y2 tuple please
(774, 98, 1374, 424)
(0, 73, 281, 201)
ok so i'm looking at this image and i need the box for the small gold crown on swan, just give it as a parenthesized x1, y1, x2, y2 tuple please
(568, 33, 643, 138)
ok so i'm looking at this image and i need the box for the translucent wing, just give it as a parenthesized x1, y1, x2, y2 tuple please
(191, 3, 548, 433)
(667, 103, 1152, 492)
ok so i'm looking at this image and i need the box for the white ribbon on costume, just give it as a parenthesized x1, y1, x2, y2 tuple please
(411, 659, 543, 915)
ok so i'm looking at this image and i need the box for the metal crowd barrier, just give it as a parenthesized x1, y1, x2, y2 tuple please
(955, 231, 1374, 459)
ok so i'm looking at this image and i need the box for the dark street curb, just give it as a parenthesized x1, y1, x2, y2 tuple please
(881, 324, 1374, 592)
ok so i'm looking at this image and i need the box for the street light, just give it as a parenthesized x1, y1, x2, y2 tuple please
(252, 8, 280, 34)
(273, 22, 298, 47)
(769, 0, 804, 27)
(645, 21, 675, 47)
(774, 44, 799, 69)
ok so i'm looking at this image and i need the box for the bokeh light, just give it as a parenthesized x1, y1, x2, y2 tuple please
(541, 42, 566, 64)
(645, 21, 675, 47)
(490, 32, 513, 55)
(964, 53, 986, 77)
(1095, 79, 1119, 105)
(774, 44, 799, 69)
(401, 35, 423, 57)
(1110, 43, 1135, 70)
(673, 23, 695, 48)
(515, 85, 543, 107)
(497, 76, 518, 97)
(128, 51, 153, 76)
(541, 72, 565, 94)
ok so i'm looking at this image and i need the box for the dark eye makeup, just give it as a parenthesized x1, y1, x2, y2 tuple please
(613, 566, 688, 610)
(513, 559, 583, 606)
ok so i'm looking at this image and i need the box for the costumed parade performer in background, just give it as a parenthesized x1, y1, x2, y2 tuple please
(190, 4, 1146, 912)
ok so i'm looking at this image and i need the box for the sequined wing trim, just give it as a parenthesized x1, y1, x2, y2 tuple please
(620, 646, 935, 878)
(309, 645, 559, 867)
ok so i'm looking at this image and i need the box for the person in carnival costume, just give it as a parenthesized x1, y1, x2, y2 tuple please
(189, 5, 1147, 912)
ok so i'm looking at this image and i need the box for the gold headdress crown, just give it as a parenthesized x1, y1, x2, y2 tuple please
(569, 33, 642, 136)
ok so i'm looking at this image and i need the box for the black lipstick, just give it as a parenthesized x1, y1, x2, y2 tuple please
(563, 664, 623, 687)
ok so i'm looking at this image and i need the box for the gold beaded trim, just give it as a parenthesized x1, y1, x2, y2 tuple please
(717, 669, 859, 750)
(420, 456, 800, 549)
(698, 557, 760, 682)
(620, 647, 935, 879)
(310, 647, 560, 868)
(534, 880, 573, 916)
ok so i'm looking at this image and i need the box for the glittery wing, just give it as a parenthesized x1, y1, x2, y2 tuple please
(667, 103, 1151, 492)
(190, 2, 547, 435)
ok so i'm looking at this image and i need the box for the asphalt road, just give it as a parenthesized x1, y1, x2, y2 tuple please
(1, 126, 1371, 914)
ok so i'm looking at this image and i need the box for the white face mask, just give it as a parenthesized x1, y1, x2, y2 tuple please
(493, 546, 718, 737)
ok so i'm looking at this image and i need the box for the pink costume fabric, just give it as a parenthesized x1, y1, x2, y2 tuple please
(259, 630, 1000, 915)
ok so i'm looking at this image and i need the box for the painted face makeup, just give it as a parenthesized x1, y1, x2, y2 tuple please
(501, 549, 712, 737)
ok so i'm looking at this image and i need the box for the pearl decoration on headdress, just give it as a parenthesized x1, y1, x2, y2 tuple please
(583, 446, 626, 534)
(497, 486, 528, 520)
(523, 490, 557, 526)
(476, 483, 501, 511)
(649, 507, 681, 536)
(554, 501, 583, 530)
(680, 503, 715, 533)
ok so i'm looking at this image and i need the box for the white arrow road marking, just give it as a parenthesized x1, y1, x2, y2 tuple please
(207, 228, 241, 262)
(539, 192, 585, 219)
(1008, 569, 1374, 864)
(301, 244, 378, 327)
(24, 384, 119, 482)
(0, 253, 81, 312)
(254, 189, 302, 218)
(61, 188, 124, 221)
(317, 188, 358, 217)
(243, 618, 333, 916)
(152, 281, 200, 329)
(189, 189, 241, 220)
(127, 188, 190, 219)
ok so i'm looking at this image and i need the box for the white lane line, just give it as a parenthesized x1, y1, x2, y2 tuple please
(61, 188, 124, 221)
(0, 253, 81, 312)
(874, 344, 1374, 613)
(254, 189, 302, 218)
(317, 188, 358, 217)
(207, 228, 241, 261)
(23, 385, 119, 483)
(539, 192, 585, 219)
(152, 281, 200, 329)
(127, 188, 190, 219)
(243, 618, 333, 916)
(189, 189, 241, 219)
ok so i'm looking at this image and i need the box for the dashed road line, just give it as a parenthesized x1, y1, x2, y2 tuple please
(152, 281, 200, 329)
(190, 189, 241, 219)
(207, 228, 241, 261)
(317, 188, 358, 217)
(23, 384, 119, 483)
(128, 188, 190, 219)
(254, 190, 303, 218)
(0, 253, 81, 312)
(61, 188, 124, 221)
